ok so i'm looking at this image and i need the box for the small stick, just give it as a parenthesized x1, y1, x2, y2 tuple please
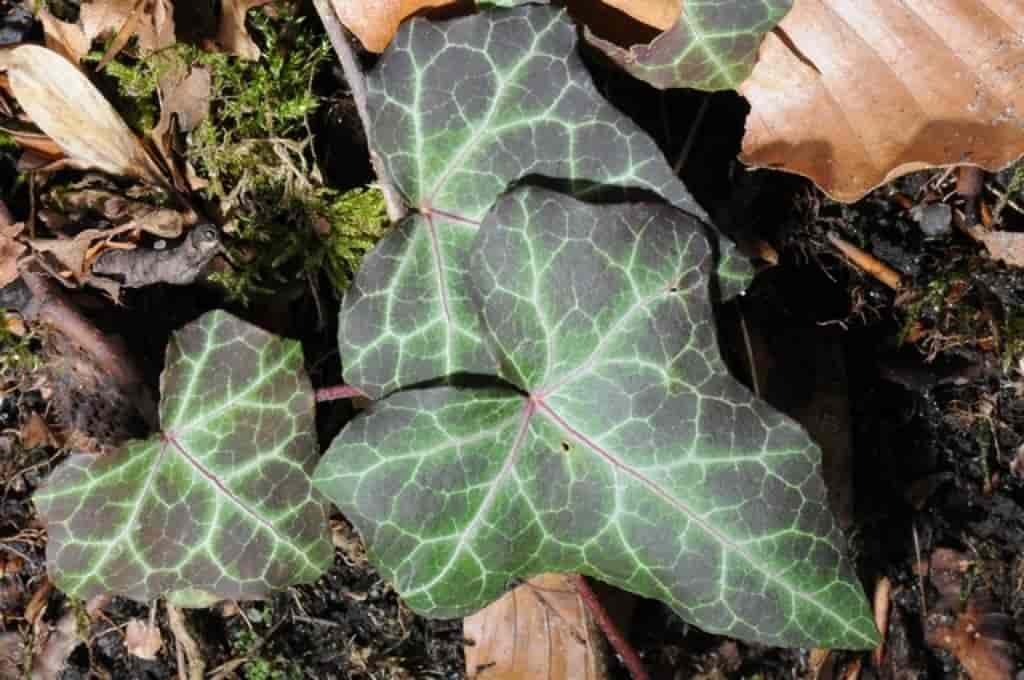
(572, 574, 650, 680)
(826, 232, 903, 290)
(165, 603, 205, 680)
(315, 384, 367, 402)
(311, 0, 407, 223)
(673, 94, 711, 176)
(872, 576, 892, 668)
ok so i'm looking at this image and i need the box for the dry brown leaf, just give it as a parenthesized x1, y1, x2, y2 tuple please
(29, 224, 139, 282)
(464, 574, 607, 680)
(150, 63, 212, 192)
(21, 412, 56, 450)
(926, 601, 1016, 680)
(739, 0, 1024, 202)
(0, 221, 25, 287)
(0, 45, 167, 186)
(218, 0, 275, 60)
(124, 619, 163, 660)
(329, 0, 676, 53)
(974, 230, 1024, 268)
(38, 0, 175, 64)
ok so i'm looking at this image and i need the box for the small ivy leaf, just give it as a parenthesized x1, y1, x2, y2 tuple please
(340, 5, 753, 399)
(587, 0, 793, 91)
(35, 310, 333, 607)
(316, 186, 879, 649)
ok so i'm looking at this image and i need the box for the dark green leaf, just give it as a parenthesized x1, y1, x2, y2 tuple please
(35, 311, 333, 607)
(339, 5, 753, 398)
(588, 0, 793, 90)
(316, 186, 878, 649)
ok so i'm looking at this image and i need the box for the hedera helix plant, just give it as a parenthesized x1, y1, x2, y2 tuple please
(35, 3, 879, 651)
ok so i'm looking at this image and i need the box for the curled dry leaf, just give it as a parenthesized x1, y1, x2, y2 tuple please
(464, 574, 608, 680)
(739, 0, 1024, 202)
(39, 0, 176, 64)
(218, 0, 275, 59)
(0, 221, 25, 287)
(0, 45, 168, 186)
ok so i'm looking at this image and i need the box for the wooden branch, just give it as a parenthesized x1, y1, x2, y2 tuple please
(312, 0, 407, 223)
(826, 232, 903, 290)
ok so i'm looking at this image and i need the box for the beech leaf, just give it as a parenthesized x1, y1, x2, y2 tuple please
(739, 0, 1024, 201)
(35, 311, 333, 607)
(316, 186, 879, 649)
(339, 5, 752, 399)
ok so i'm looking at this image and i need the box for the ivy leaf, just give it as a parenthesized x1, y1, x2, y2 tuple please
(587, 0, 793, 90)
(315, 186, 879, 649)
(340, 5, 753, 399)
(35, 311, 333, 607)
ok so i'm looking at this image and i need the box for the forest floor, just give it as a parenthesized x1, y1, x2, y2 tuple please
(1, 4, 1023, 679)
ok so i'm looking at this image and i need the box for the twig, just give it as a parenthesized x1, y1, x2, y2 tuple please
(673, 94, 711, 176)
(312, 0, 407, 223)
(165, 602, 204, 680)
(571, 574, 650, 680)
(826, 232, 903, 291)
(315, 384, 367, 402)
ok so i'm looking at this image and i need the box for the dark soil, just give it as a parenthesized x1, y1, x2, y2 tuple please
(1, 10, 1023, 680)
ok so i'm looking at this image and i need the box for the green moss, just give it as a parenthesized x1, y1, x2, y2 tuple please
(100, 4, 386, 303)
(0, 312, 39, 382)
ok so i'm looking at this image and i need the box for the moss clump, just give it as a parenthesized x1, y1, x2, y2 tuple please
(101, 4, 388, 304)
(0, 313, 39, 383)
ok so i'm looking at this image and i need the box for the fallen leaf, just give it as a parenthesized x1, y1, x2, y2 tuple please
(21, 412, 55, 450)
(29, 224, 139, 282)
(0, 221, 25, 287)
(926, 600, 1016, 680)
(124, 619, 162, 660)
(972, 229, 1024, 268)
(464, 574, 607, 680)
(0, 45, 168, 186)
(739, 0, 1024, 201)
(329, 0, 678, 53)
(150, 63, 212, 192)
(218, 0, 274, 59)
(39, 0, 176, 64)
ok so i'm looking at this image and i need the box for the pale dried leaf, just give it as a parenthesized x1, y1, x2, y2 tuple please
(218, 0, 274, 60)
(124, 619, 162, 660)
(464, 574, 607, 680)
(0, 221, 25, 287)
(30, 224, 138, 281)
(38, 8, 90, 64)
(739, 0, 1024, 202)
(976, 230, 1024, 268)
(39, 0, 175, 63)
(2, 45, 167, 186)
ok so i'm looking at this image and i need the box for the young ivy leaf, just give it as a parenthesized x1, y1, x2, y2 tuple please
(35, 310, 333, 607)
(340, 5, 754, 399)
(315, 186, 879, 649)
(587, 0, 794, 91)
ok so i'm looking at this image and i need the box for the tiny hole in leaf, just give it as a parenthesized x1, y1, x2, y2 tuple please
(560, 441, 571, 453)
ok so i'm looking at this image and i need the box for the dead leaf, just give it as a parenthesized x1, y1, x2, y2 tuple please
(218, 0, 275, 60)
(0, 45, 168, 186)
(973, 229, 1024, 268)
(464, 574, 608, 680)
(21, 412, 55, 449)
(328, 0, 676, 54)
(0, 221, 25, 287)
(39, 0, 176, 64)
(926, 600, 1016, 680)
(150, 63, 212, 192)
(739, 0, 1024, 202)
(29, 224, 139, 282)
(124, 619, 162, 660)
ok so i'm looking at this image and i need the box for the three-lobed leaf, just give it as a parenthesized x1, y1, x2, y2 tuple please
(35, 311, 333, 607)
(587, 0, 793, 90)
(339, 5, 753, 399)
(316, 186, 879, 649)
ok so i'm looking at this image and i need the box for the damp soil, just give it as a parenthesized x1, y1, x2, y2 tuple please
(1, 22, 1023, 680)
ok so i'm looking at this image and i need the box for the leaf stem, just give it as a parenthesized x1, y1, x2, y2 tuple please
(315, 384, 367, 402)
(311, 0, 407, 223)
(572, 574, 650, 680)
